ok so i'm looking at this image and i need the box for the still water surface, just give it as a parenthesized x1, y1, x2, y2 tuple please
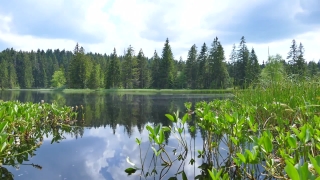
(0, 90, 229, 180)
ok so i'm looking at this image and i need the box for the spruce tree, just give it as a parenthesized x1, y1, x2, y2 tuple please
(296, 42, 306, 77)
(287, 39, 298, 75)
(208, 37, 229, 89)
(160, 38, 175, 89)
(137, 49, 150, 88)
(107, 48, 121, 88)
(151, 50, 161, 89)
(185, 44, 198, 89)
(235, 36, 249, 88)
(197, 43, 208, 89)
(122, 45, 138, 88)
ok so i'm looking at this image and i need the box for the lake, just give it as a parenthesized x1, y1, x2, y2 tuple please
(0, 90, 231, 180)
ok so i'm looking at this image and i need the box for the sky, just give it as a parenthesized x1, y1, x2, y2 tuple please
(0, 0, 319, 63)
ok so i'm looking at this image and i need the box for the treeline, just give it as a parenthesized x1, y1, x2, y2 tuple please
(0, 37, 319, 89)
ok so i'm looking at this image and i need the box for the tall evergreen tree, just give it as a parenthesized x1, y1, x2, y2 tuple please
(197, 43, 208, 89)
(0, 59, 8, 88)
(307, 61, 318, 78)
(296, 42, 306, 77)
(160, 38, 175, 89)
(121, 45, 138, 88)
(246, 48, 261, 85)
(185, 44, 198, 89)
(208, 37, 229, 89)
(287, 39, 298, 75)
(88, 64, 101, 89)
(106, 48, 121, 88)
(229, 44, 237, 87)
(151, 50, 161, 89)
(235, 36, 250, 88)
(137, 49, 150, 88)
(68, 45, 92, 88)
(16, 51, 34, 88)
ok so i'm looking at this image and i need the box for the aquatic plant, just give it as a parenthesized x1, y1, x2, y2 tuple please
(0, 100, 84, 179)
(125, 79, 320, 179)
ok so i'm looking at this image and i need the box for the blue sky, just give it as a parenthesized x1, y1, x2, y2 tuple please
(0, 0, 319, 63)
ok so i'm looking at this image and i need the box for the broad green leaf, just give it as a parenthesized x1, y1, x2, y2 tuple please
(287, 136, 297, 149)
(146, 125, 155, 136)
(154, 124, 160, 135)
(236, 153, 246, 163)
(165, 114, 176, 122)
(162, 126, 171, 132)
(285, 161, 300, 180)
(135, 138, 141, 145)
(297, 162, 311, 180)
(158, 129, 164, 144)
(124, 167, 137, 175)
(263, 135, 273, 153)
(207, 169, 216, 180)
(0, 122, 8, 134)
(0, 141, 7, 152)
(309, 154, 320, 174)
(181, 171, 187, 180)
(225, 113, 234, 123)
(182, 113, 188, 124)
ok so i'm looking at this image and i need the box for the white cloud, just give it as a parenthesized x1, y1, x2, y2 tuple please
(0, 0, 319, 62)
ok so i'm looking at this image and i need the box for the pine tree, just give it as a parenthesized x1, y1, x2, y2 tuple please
(121, 45, 138, 88)
(68, 45, 92, 88)
(307, 61, 318, 78)
(107, 48, 121, 88)
(246, 48, 261, 85)
(208, 37, 229, 89)
(0, 59, 8, 89)
(185, 44, 198, 89)
(229, 44, 237, 87)
(137, 49, 150, 88)
(235, 36, 249, 88)
(197, 43, 208, 89)
(287, 39, 298, 75)
(296, 42, 306, 77)
(16, 51, 34, 88)
(151, 50, 161, 89)
(160, 38, 175, 89)
(88, 64, 101, 89)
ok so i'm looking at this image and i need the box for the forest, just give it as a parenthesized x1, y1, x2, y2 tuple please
(0, 36, 319, 90)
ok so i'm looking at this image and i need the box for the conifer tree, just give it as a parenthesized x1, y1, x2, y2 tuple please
(197, 43, 208, 89)
(235, 36, 249, 88)
(160, 38, 175, 89)
(137, 49, 150, 88)
(185, 44, 198, 89)
(122, 45, 138, 88)
(106, 48, 121, 88)
(151, 50, 161, 89)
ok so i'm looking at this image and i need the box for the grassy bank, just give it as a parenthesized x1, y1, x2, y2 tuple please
(5, 88, 234, 94)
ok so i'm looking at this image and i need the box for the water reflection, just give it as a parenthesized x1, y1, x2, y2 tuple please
(0, 90, 230, 179)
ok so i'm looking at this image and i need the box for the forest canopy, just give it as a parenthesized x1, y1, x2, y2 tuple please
(0, 37, 318, 90)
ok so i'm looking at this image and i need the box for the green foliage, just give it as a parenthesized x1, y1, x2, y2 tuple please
(106, 48, 121, 88)
(137, 49, 151, 88)
(260, 54, 286, 86)
(197, 43, 208, 89)
(68, 45, 92, 88)
(51, 70, 66, 88)
(121, 45, 138, 89)
(185, 44, 198, 89)
(0, 100, 83, 177)
(160, 38, 175, 89)
(87, 64, 101, 89)
(208, 37, 229, 89)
